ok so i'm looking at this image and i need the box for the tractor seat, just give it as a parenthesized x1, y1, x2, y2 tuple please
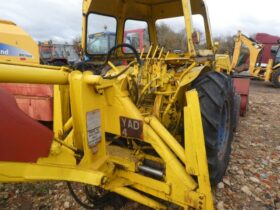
(0, 88, 53, 162)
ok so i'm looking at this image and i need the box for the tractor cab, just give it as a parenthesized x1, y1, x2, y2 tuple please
(82, 0, 215, 63)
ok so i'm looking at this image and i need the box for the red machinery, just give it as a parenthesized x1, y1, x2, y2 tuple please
(0, 83, 53, 121)
(0, 88, 53, 162)
(233, 78, 250, 117)
(124, 29, 145, 52)
(254, 33, 280, 64)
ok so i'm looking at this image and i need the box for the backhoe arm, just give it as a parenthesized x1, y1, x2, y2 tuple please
(231, 31, 263, 76)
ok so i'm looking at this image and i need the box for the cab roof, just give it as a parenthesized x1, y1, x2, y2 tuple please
(83, 0, 207, 20)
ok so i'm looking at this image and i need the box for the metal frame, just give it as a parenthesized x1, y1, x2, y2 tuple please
(0, 62, 214, 209)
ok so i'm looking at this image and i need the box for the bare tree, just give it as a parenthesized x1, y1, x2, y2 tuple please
(213, 35, 235, 55)
(156, 23, 187, 51)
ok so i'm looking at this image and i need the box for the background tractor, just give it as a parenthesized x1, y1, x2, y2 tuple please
(39, 41, 80, 66)
(231, 31, 280, 88)
(0, 0, 239, 209)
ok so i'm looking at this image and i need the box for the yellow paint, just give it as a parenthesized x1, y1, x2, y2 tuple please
(184, 90, 214, 209)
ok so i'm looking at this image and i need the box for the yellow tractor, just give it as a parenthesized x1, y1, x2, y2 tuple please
(0, 0, 238, 209)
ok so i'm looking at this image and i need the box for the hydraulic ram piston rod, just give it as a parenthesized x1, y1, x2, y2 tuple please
(138, 165, 164, 178)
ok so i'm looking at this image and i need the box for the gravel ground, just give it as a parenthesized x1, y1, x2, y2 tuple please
(0, 80, 279, 210)
(214, 81, 280, 210)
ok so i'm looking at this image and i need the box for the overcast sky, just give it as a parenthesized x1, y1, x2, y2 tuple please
(0, 0, 280, 43)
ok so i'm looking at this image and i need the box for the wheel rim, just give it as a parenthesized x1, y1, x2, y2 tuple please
(217, 102, 230, 160)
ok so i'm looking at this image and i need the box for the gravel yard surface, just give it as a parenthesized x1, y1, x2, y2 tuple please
(0, 80, 279, 210)
(214, 81, 280, 210)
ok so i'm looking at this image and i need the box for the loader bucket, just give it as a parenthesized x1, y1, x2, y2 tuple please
(0, 88, 53, 162)
(0, 84, 53, 121)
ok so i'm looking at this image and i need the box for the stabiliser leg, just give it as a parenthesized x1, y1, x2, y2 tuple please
(184, 90, 214, 210)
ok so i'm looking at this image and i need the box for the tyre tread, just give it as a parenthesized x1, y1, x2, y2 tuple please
(191, 71, 234, 185)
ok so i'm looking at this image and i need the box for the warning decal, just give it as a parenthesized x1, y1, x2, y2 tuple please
(86, 110, 101, 147)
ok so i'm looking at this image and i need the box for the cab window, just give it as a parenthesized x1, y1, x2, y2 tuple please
(87, 13, 117, 54)
(124, 20, 150, 53)
(192, 14, 207, 49)
(155, 15, 207, 52)
(156, 17, 187, 53)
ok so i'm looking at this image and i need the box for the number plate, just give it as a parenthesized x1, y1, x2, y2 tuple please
(120, 117, 143, 140)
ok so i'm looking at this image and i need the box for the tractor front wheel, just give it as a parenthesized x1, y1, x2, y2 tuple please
(192, 71, 235, 185)
(272, 69, 280, 88)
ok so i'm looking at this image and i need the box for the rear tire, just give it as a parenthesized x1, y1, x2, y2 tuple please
(191, 71, 234, 185)
(272, 69, 280, 88)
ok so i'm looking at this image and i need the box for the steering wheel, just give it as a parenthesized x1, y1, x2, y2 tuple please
(101, 43, 142, 79)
